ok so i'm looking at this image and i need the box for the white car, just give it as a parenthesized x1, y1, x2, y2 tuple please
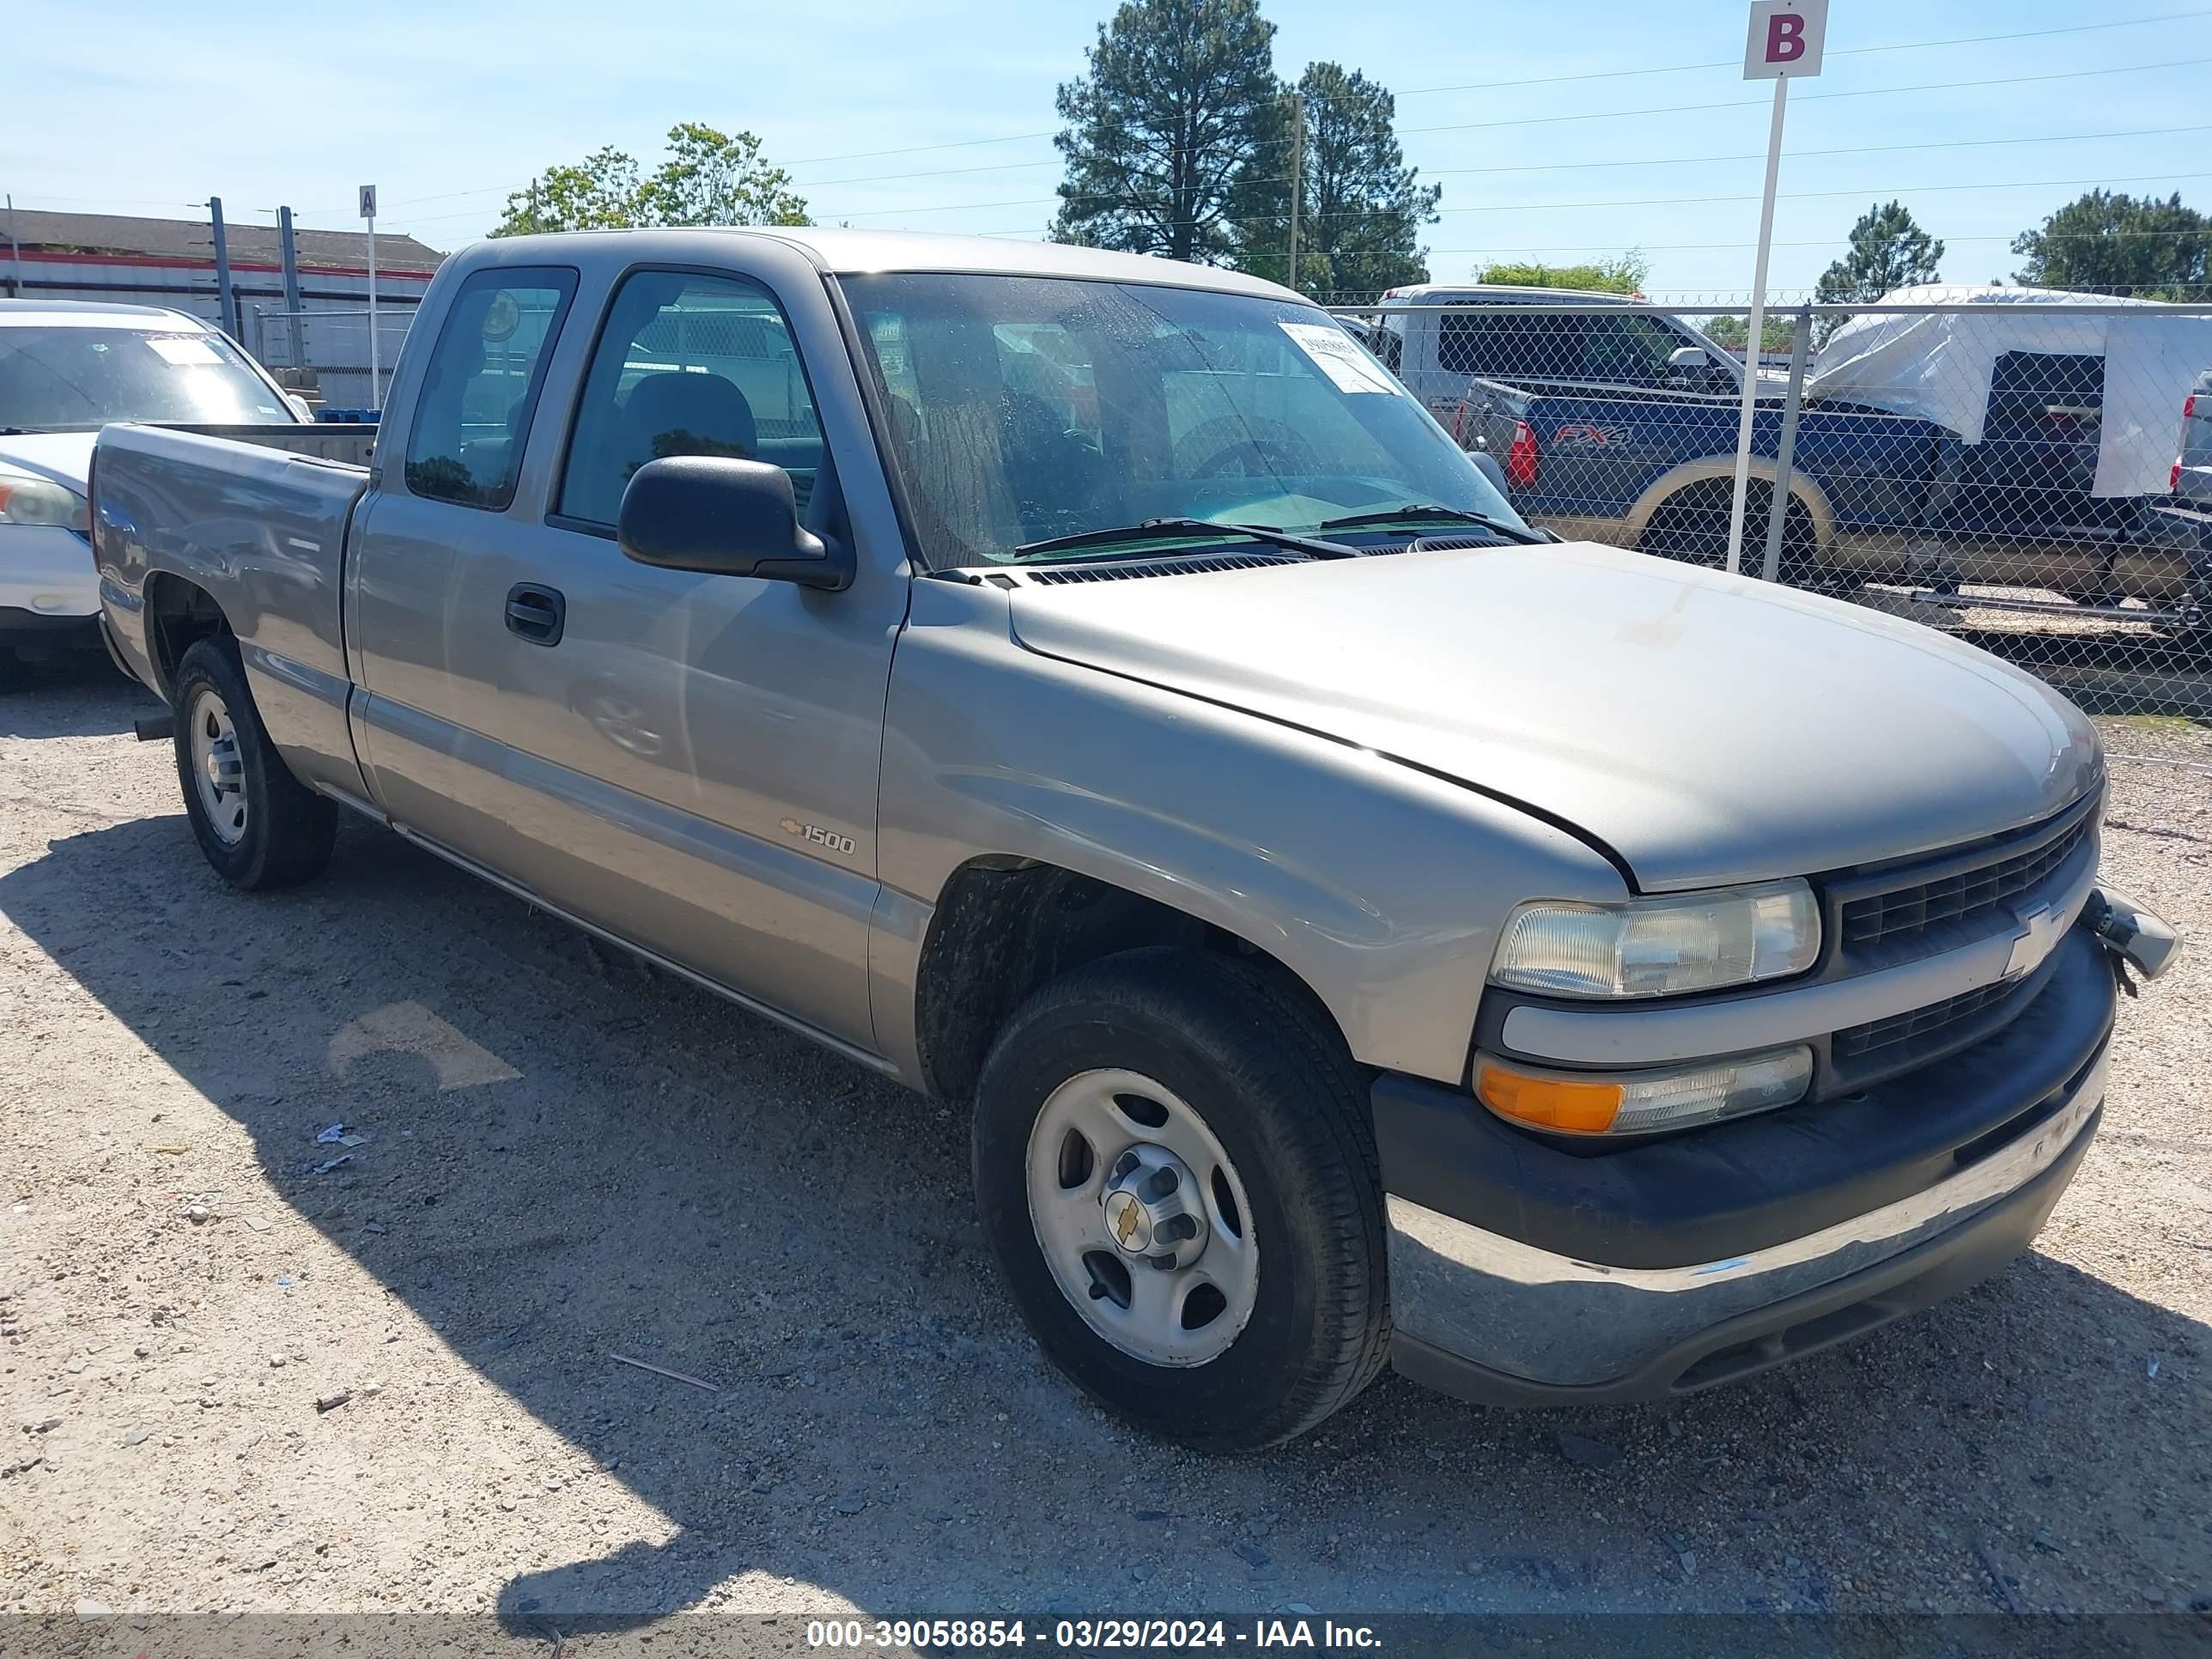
(0, 300, 306, 679)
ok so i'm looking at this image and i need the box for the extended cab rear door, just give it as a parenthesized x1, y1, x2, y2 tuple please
(345, 239, 911, 1054)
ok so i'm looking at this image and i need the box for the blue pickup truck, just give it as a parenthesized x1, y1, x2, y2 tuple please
(1455, 294, 2212, 630)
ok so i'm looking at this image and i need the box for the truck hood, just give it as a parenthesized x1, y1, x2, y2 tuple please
(1005, 542, 2101, 890)
(0, 431, 95, 491)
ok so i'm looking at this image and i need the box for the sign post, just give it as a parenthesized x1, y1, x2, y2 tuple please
(358, 184, 380, 412)
(1724, 0, 1826, 575)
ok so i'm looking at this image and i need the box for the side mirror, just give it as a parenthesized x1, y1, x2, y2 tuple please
(1668, 345, 1713, 375)
(1470, 451, 1510, 494)
(617, 456, 852, 591)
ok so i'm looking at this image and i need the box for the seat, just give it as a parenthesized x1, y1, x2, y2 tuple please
(620, 371, 757, 471)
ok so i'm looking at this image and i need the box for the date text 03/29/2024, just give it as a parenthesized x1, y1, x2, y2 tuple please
(805, 1619, 1383, 1650)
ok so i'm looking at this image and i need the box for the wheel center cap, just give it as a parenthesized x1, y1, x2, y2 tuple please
(1103, 1189, 1152, 1254)
(1098, 1143, 1208, 1269)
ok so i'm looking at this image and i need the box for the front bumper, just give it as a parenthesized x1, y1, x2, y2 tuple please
(1377, 921, 2118, 1404)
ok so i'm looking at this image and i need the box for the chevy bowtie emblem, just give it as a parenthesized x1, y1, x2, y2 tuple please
(2003, 902, 2060, 980)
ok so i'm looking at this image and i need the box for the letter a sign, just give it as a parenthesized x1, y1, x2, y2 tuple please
(1745, 0, 1826, 78)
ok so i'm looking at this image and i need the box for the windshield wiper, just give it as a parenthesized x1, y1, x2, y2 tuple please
(1314, 502, 1548, 544)
(1012, 517, 1358, 562)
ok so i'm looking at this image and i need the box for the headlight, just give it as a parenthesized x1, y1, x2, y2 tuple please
(1474, 1046, 1813, 1137)
(0, 472, 91, 537)
(1489, 879, 1820, 999)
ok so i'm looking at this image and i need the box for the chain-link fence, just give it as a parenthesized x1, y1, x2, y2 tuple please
(249, 305, 420, 410)
(1334, 292, 2212, 721)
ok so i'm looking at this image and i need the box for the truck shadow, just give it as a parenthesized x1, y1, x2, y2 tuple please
(0, 657, 159, 740)
(2, 812, 2206, 1620)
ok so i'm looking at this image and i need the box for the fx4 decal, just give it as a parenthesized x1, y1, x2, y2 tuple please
(1553, 422, 1634, 448)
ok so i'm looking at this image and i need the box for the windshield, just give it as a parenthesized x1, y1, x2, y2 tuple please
(0, 326, 294, 432)
(840, 274, 1528, 566)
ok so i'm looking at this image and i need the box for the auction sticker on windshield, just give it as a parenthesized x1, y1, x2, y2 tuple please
(147, 337, 224, 366)
(1278, 321, 1397, 394)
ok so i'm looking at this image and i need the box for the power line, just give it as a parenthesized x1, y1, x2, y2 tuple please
(1422, 125, 2212, 181)
(787, 130, 1057, 169)
(798, 123, 2212, 194)
(1352, 169, 2212, 224)
(781, 11, 2212, 173)
(1391, 7, 2212, 97)
(814, 167, 2212, 226)
(804, 56, 2210, 214)
(1401, 57, 2212, 137)
(940, 225, 2212, 255)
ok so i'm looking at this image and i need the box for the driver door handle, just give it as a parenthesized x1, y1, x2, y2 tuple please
(505, 583, 566, 647)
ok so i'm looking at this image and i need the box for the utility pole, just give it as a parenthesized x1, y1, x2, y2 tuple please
(5, 194, 21, 299)
(208, 197, 236, 339)
(277, 206, 303, 368)
(1286, 90, 1304, 295)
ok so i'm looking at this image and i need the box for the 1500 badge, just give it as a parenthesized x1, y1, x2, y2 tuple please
(781, 817, 857, 856)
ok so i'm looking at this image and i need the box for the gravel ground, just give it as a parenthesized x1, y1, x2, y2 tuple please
(1, 664, 2207, 1626)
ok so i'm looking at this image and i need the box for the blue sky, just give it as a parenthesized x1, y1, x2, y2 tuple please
(7, 0, 2209, 299)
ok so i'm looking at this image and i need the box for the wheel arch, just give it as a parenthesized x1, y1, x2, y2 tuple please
(141, 570, 233, 702)
(1624, 456, 1837, 552)
(908, 856, 1352, 1106)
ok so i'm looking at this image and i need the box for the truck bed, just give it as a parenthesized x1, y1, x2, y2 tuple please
(92, 422, 373, 797)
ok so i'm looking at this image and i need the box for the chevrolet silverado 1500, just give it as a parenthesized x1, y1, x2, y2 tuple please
(89, 229, 2178, 1450)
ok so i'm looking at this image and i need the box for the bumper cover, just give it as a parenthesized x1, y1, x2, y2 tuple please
(1379, 922, 2117, 1401)
(0, 526, 100, 626)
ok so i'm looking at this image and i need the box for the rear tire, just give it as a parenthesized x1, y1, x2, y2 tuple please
(172, 636, 336, 890)
(1640, 477, 1825, 587)
(973, 948, 1389, 1452)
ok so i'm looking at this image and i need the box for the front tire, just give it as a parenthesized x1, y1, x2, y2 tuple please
(172, 636, 336, 890)
(973, 949, 1389, 1452)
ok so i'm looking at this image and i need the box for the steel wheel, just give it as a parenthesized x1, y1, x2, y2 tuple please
(186, 686, 248, 846)
(1026, 1066, 1260, 1367)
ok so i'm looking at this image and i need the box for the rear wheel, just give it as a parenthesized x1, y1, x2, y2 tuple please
(972, 948, 1389, 1452)
(172, 637, 336, 890)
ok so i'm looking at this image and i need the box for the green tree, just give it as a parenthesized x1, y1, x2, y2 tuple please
(1049, 0, 1282, 264)
(494, 125, 807, 236)
(1815, 201, 1944, 306)
(494, 145, 643, 236)
(1701, 313, 1796, 354)
(2011, 189, 2211, 300)
(633, 124, 808, 227)
(1237, 63, 1438, 297)
(1472, 252, 1649, 295)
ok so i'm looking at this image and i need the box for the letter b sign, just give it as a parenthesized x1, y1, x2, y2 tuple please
(1745, 0, 1827, 78)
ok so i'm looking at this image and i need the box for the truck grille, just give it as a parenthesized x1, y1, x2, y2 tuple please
(1838, 808, 2094, 950)
(1833, 978, 2017, 1060)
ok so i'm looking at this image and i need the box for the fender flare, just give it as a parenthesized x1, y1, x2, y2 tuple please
(1624, 456, 1838, 552)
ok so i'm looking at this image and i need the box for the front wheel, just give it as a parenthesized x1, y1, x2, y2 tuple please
(973, 949, 1390, 1452)
(172, 636, 337, 890)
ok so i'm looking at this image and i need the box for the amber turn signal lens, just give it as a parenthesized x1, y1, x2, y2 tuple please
(1472, 1048, 1814, 1138)
(1474, 1064, 1624, 1133)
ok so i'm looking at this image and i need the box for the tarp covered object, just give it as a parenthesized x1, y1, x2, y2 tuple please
(1807, 283, 2212, 499)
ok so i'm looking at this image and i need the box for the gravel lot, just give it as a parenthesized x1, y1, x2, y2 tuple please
(1, 663, 2207, 1626)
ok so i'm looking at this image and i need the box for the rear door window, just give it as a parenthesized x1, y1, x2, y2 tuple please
(402, 268, 577, 510)
(1437, 312, 1578, 380)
